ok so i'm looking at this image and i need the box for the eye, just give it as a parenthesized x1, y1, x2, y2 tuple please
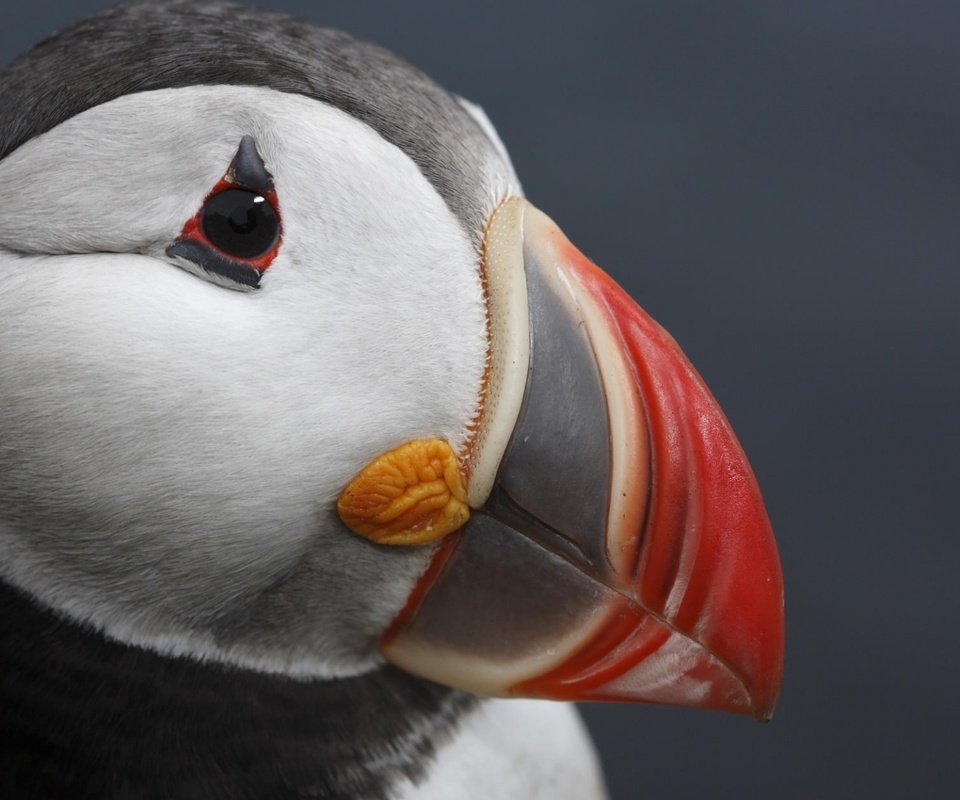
(201, 189, 280, 260)
(166, 136, 282, 290)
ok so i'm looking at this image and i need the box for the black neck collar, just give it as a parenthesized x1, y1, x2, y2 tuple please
(0, 582, 474, 800)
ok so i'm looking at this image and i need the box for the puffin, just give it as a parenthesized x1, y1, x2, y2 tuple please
(0, 3, 785, 799)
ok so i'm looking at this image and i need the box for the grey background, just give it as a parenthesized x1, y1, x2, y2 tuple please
(3, 1, 958, 797)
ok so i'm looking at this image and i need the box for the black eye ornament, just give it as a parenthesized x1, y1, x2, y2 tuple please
(166, 135, 282, 289)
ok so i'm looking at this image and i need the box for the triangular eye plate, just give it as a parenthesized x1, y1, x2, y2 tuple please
(226, 135, 274, 194)
(166, 136, 282, 290)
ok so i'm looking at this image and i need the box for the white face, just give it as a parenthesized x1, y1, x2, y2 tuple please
(0, 85, 508, 676)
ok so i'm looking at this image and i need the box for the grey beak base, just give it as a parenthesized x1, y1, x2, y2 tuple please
(481, 235, 613, 577)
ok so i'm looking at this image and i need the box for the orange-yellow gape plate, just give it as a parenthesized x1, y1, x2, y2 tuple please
(337, 439, 470, 546)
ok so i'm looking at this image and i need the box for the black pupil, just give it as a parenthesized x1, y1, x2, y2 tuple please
(201, 189, 279, 260)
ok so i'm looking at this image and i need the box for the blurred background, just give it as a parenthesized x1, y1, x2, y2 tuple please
(4, 1, 957, 797)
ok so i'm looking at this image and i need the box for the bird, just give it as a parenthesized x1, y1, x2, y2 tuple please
(0, 3, 785, 799)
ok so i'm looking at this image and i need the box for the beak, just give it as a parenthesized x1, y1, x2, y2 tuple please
(381, 199, 784, 720)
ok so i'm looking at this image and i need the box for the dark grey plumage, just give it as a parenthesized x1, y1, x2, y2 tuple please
(0, 1, 500, 240)
(0, 582, 475, 800)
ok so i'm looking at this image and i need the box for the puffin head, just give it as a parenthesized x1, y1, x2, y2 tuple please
(0, 2, 783, 719)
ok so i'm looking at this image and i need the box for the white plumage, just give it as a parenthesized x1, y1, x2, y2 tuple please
(0, 85, 498, 677)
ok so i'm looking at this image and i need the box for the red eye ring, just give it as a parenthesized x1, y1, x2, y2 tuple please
(166, 136, 283, 289)
(177, 177, 282, 271)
